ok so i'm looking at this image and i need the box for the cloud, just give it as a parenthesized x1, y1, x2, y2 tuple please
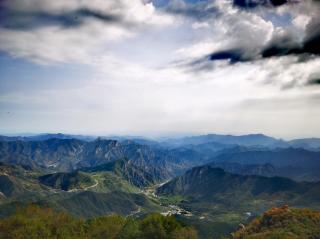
(233, 0, 297, 9)
(261, 33, 302, 58)
(176, 1, 274, 68)
(251, 56, 320, 89)
(207, 13, 319, 64)
(207, 47, 267, 64)
(307, 78, 320, 86)
(1, 0, 320, 137)
(303, 17, 320, 54)
(0, 22, 132, 64)
(0, 8, 121, 30)
(0, 0, 174, 64)
(261, 16, 320, 58)
(215, 0, 319, 61)
(172, 0, 320, 90)
(209, 49, 247, 63)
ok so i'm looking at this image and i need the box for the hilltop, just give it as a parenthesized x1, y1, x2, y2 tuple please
(232, 206, 320, 239)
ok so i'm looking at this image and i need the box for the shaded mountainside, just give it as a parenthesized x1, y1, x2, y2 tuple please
(232, 206, 320, 239)
(0, 162, 35, 175)
(1, 136, 320, 183)
(0, 162, 160, 218)
(0, 160, 149, 198)
(0, 139, 173, 180)
(0, 138, 85, 172)
(0, 189, 161, 219)
(82, 158, 158, 188)
(209, 162, 277, 178)
(37, 158, 159, 192)
(39, 171, 95, 191)
(0, 175, 27, 198)
(0, 138, 213, 180)
(156, 166, 320, 238)
(212, 148, 320, 168)
(54, 191, 161, 218)
(0, 163, 43, 198)
(211, 148, 320, 182)
(157, 165, 320, 209)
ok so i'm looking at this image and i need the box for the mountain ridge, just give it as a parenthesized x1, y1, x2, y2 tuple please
(157, 165, 320, 211)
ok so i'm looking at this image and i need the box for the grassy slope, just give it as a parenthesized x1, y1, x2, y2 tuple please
(0, 163, 163, 219)
(51, 191, 161, 218)
(39, 171, 95, 191)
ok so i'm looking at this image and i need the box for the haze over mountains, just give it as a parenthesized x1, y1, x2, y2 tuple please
(1, 133, 320, 180)
(0, 132, 320, 238)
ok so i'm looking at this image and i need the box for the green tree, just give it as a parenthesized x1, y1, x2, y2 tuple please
(86, 215, 126, 239)
(118, 218, 140, 239)
(0, 205, 199, 239)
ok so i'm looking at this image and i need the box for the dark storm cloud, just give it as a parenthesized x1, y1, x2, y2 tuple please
(233, 0, 297, 9)
(185, 50, 257, 73)
(0, 3, 121, 30)
(183, 49, 253, 73)
(308, 78, 320, 85)
(303, 19, 320, 55)
(261, 42, 302, 58)
(229, 0, 320, 61)
(306, 78, 320, 86)
(204, 49, 256, 65)
(262, 19, 320, 58)
(261, 33, 303, 58)
(206, 18, 320, 64)
(209, 49, 251, 63)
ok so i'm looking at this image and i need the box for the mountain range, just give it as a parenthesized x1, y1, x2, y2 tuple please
(161, 133, 320, 150)
(1, 132, 320, 238)
(156, 165, 320, 238)
(210, 148, 320, 181)
(2, 132, 320, 150)
(157, 165, 320, 208)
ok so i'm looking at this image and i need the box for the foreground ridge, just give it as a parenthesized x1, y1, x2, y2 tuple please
(0, 204, 198, 239)
(232, 205, 320, 239)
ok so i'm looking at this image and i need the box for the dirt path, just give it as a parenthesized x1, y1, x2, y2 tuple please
(67, 179, 99, 193)
(143, 180, 170, 198)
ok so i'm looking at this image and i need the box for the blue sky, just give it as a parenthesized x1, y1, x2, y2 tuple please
(0, 0, 319, 138)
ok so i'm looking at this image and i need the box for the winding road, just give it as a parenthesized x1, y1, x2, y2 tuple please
(67, 179, 99, 193)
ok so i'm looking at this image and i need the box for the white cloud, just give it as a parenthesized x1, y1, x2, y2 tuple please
(1, 0, 320, 137)
(0, 0, 174, 64)
(192, 22, 210, 29)
(254, 56, 320, 89)
(0, 21, 131, 64)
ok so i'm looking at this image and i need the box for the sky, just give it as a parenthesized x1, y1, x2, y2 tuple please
(0, 0, 319, 139)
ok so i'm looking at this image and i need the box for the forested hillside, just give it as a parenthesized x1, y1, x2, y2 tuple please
(0, 205, 198, 239)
